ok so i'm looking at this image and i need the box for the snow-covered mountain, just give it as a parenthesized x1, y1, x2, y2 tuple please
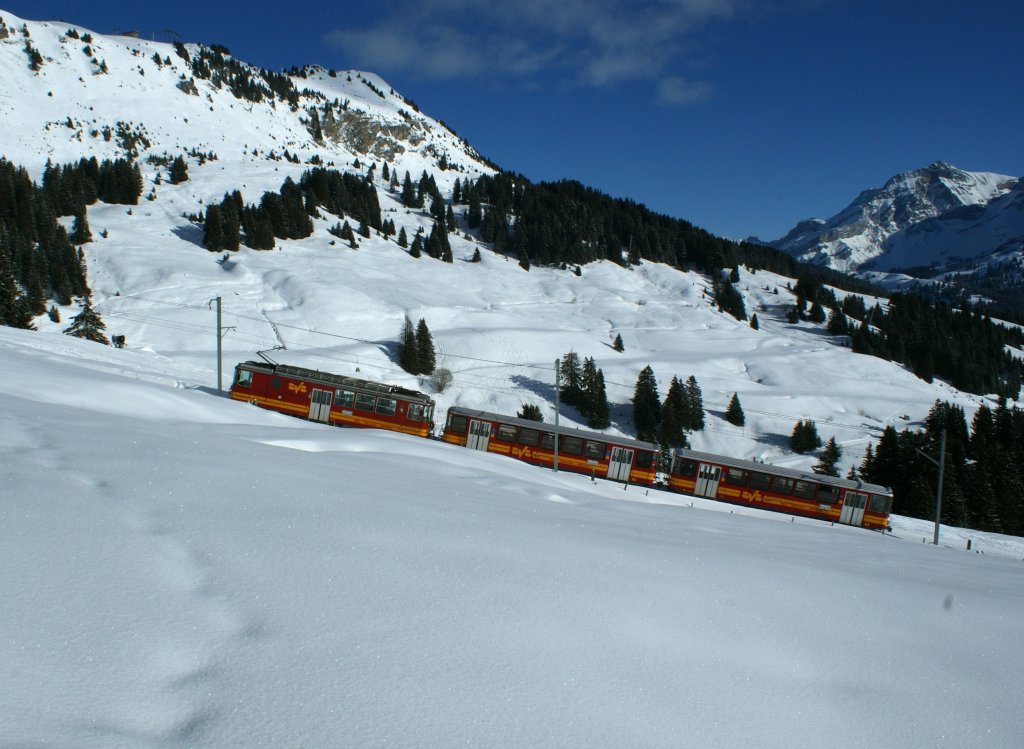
(0, 10, 492, 191)
(0, 8, 1009, 472)
(768, 161, 1023, 275)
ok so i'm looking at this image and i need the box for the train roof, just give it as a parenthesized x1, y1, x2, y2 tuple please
(447, 406, 660, 452)
(673, 448, 892, 496)
(237, 361, 435, 404)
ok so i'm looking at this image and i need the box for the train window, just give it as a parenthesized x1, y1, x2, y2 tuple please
(375, 397, 397, 416)
(817, 485, 840, 504)
(540, 433, 555, 450)
(674, 459, 698, 477)
(518, 428, 539, 446)
(748, 472, 771, 490)
(726, 468, 748, 486)
(408, 404, 424, 421)
(771, 476, 794, 495)
(869, 495, 888, 513)
(271, 377, 282, 390)
(561, 437, 583, 455)
(634, 451, 653, 469)
(793, 480, 817, 499)
(355, 393, 376, 411)
(497, 424, 517, 442)
(584, 441, 604, 460)
(335, 389, 355, 408)
(235, 369, 253, 387)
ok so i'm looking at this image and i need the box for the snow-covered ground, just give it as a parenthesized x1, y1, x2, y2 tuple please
(2, 326, 1023, 748)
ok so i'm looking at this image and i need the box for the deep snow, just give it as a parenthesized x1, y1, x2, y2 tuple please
(2, 327, 1024, 748)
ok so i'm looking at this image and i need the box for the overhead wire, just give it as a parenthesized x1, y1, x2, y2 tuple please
(98, 291, 894, 429)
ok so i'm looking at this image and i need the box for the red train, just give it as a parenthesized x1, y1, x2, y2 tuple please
(441, 407, 659, 486)
(230, 361, 892, 529)
(667, 448, 892, 530)
(230, 360, 435, 438)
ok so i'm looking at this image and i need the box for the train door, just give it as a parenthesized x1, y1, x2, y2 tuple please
(839, 492, 868, 526)
(607, 447, 634, 482)
(466, 420, 492, 451)
(694, 463, 722, 498)
(308, 388, 333, 423)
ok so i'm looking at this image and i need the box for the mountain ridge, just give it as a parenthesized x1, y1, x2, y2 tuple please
(767, 161, 1024, 280)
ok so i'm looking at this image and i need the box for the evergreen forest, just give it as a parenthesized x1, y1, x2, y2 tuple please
(860, 400, 1024, 536)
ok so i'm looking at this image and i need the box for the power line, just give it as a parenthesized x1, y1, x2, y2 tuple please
(99, 292, 894, 430)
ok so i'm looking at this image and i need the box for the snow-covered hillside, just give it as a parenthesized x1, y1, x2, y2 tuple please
(3, 324, 1024, 749)
(1, 10, 1008, 478)
(0, 9, 491, 197)
(769, 161, 1023, 275)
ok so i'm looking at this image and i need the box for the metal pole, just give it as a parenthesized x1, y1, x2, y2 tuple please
(933, 429, 946, 546)
(216, 296, 223, 392)
(553, 359, 560, 472)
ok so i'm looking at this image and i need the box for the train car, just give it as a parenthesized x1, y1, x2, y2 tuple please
(442, 406, 659, 486)
(667, 448, 892, 530)
(230, 361, 435, 438)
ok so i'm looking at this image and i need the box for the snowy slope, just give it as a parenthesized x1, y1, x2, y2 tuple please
(0, 9, 491, 199)
(2, 10, 1008, 480)
(769, 161, 1022, 274)
(3, 325, 1024, 749)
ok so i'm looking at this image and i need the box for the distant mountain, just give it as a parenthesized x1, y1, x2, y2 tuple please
(768, 162, 1023, 277)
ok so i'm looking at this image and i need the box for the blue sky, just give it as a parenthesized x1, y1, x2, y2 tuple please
(3, 0, 1022, 240)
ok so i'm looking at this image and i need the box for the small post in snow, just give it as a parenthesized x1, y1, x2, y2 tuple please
(553, 358, 560, 472)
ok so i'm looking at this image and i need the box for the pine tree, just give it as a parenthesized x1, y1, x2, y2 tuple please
(683, 375, 705, 431)
(790, 420, 822, 454)
(401, 172, 417, 208)
(749, 314, 759, 331)
(580, 357, 610, 429)
(169, 155, 189, 184)
(467, 193, 482, 229)
(826, 308, 849, 335)
(559, 353, 584, 408)
(613, 333, 624, 352)
(725, 393, 745, 427)
(658, 376, 688, 448)
(397, 226, 408, 248)
(517, 404, 543, 422)
(415, 318, 436, 375)
(69, 205, 92, 244)
(63, 296, 109, 344)
(813, 436, 842, 476)
(203, 204, 224, 251)
(632, 365, 661, 442)
(398, 317, 418, 374)
(427, 222, 453, 262)
(588, 369, 611, 429)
